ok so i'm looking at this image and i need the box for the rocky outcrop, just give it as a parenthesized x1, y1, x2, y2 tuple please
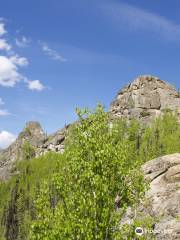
(0, 121, 71, 180)
(0, 121, 46, 180)
(121, 154, 180, 239)
(36, 124, 70, 156)
(110, 75, 180, 123)
(0, 119, 72, 180)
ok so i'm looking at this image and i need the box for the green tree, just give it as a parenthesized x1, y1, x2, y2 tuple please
(30, 105, 146, 240)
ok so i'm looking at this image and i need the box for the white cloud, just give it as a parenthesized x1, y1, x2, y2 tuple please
(15, 36, 30, 48)
(0, 109, 9, 116)
(0, 39, 11, 51)
(103, 3, 180, 41)
(27, 80, 45, 91)
(41, 42, 67, 62)
(0, 56, 24, 87)
(0, 21, 26, 87)
(0, 131, 16, 149)
(0, 22, 6, 37)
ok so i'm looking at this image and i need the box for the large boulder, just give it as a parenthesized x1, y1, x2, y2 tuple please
(142, 153, 180, 239)
(121, 153, 180, 239)
(110, 75, 180, 123)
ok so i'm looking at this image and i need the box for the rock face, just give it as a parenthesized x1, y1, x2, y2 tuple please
(0, 121, 46, 180)
(110, 75, 180, 123)
(122, 154, 180, 239)
(142, 154, 180, 239)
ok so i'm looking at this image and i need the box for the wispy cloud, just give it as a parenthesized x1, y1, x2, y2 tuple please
(10, 55, 28, 66)
(102, 2, 180, 41)
(40, 42, 67, 62)
(0, 39, 11, 51)
(0, 22, 6, 36)
(0, 109, 9, 116)
(15, 36, 30, 48)
(0, 98, 9, 116)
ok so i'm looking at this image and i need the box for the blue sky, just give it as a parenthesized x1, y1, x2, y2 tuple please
(0, 0, 180, 148)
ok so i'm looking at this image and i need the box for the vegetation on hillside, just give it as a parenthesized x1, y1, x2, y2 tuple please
(0, 153, 66, 239)
(1, 105, 180, 239)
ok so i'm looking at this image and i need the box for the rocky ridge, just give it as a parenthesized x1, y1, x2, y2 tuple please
(1, 75, 180, 180)
(0, 121, 71, 180)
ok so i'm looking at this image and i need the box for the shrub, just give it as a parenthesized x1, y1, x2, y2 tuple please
(22, 142, 35, 160)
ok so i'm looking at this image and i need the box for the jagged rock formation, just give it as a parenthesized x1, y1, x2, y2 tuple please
(0, 121, 70, 180)
(110, 75, 180, 123)
(36, 124, 70, 156)
(0, 121, 71, 180)
(0, 122, 46, 180)
(121, 154, 180, 239)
